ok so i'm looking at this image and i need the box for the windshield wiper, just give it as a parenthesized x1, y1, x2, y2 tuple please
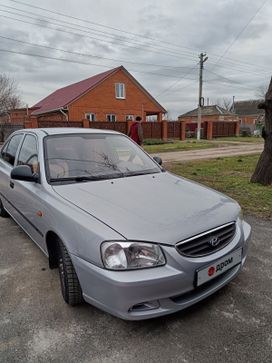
(123, 170, 160, 177)
(50, 173, 124, 183)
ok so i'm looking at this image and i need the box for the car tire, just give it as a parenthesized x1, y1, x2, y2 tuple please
(0, 198, 9, 218)
(58, 241, 84, 306)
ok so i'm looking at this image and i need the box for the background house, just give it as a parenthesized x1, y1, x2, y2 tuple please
(178, 105, 239, 123)
(234, 99, 264, 127)
(30, 66, 166, 123)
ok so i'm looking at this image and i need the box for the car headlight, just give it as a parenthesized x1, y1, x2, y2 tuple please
(101, 241, 166, 270)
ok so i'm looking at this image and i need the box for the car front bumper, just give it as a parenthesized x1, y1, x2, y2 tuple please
(71, 221, 251, 320)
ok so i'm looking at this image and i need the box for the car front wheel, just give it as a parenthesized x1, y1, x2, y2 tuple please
(0, 198, 9, 218)
(58, 241, 84, 306)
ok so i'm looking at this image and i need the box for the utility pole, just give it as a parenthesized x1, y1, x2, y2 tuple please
(197, 52, 208, 140)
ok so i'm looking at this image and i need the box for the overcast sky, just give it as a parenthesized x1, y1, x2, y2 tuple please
(0, 0, 271, 118)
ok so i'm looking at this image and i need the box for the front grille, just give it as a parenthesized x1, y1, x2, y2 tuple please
(176, 222, 236, 257)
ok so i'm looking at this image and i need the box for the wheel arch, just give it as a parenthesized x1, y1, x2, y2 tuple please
(46, 231, 61, 269)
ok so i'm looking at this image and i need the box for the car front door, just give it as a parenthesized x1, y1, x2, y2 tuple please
(8, 133, 47, 253)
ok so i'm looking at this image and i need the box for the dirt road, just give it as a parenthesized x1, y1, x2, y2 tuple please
(151, 143, 264, 162)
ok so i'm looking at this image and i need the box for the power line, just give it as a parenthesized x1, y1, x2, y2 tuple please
(0, 6, 197, 60)
(0, 34, 193, 71)
(205, 70, 256, 91)
(205, 68, 263, 87)
(8, 0, 200, 55)
(211, 0, 269, 68)
(6, 0, 271, 73)
(206, 61, 270, 77)
(2, 9, 269, 79)
(0, 48, 198, 79)
(156, 64, 198, 97)
(0, 13, 198, 63)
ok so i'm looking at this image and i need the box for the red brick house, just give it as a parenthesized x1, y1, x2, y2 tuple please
(30, 66, 166, 123)
(234, 99, 264, 126)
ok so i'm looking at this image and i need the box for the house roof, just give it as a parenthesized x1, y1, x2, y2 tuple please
(234, 99, 264, 116)
(32, 66, 166, 115)
(32, 67, 120, 115)
(179, 105, 236, 118)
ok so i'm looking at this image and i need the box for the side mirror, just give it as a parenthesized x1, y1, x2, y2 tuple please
(153, 156, 162, 166)
(11, 165, 39, 183)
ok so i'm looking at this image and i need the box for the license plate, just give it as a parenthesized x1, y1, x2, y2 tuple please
(196, 248, 242, 287)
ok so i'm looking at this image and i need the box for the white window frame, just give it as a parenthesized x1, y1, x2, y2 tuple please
(106, 114, 116, 122)
(125, 115, 134, 121)
(115, 83, 126, 99)
(85, 113, 96, 122)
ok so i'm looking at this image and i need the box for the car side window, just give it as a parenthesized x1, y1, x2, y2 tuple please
(17, 134, 39, 174)
(0, 134, 23, 166)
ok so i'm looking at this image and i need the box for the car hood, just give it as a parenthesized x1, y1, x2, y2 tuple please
(52, 172, 240, 245)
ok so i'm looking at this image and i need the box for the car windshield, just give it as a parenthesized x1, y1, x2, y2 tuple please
(44, 133, 161, 183)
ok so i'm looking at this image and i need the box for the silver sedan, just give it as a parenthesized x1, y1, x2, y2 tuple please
(0, 128, 251, 320)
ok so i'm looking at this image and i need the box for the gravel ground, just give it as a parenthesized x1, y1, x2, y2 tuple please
(0, 215, 271, 363)
(151, 143, 264, 162)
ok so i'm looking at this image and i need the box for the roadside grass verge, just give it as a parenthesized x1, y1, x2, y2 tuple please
(166, 154, 272, 219)
(213, 136, 264, 143)
(144, 140, 216, 154)
(143, 137, 264, 154)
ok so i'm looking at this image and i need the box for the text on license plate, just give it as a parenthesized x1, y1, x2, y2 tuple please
(196, 248, 242, 287)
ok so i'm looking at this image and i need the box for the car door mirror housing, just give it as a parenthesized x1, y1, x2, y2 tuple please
(11, 165, 39, 183)
(153, 156, 162, 166)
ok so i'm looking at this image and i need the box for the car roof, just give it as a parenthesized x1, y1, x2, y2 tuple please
(22, 128, 121, 136)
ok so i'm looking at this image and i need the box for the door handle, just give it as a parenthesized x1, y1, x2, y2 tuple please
(10, 181, 14, 189)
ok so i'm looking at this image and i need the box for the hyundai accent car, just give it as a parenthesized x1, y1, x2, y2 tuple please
(0, 128, 251, 320)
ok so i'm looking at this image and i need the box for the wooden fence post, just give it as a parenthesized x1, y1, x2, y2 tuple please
(162, 121, 168, 141)
(31, 117, 38, 128)
(82, 119, 89, 128)
(235, 122, 240, 136)
(207, 121, 213, 140)
(24, 121, 32, 129)
(180, 121, 186, 141)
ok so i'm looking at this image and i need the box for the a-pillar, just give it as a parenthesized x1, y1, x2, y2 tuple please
(207, 121, 213, 140)
(162, 121, 168, 141)
(180, 121, 186, 141)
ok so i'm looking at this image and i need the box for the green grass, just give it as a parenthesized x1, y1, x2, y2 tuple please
(166, 154, 272, 220)
(214, 136, 264, 143)
(143, 136, 264, 153)
(143, 140, 216, 154)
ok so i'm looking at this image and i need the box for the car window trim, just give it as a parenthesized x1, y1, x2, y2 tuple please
(0, 132, 24, 168)
(16, 133, 39, 166)
(15, 132, 40, 183)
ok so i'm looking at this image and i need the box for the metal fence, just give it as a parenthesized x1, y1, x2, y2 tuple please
(89, 121, 128, 134)
(37, 121, 83, 128)
(167, 121, 181, 139)
(0, 120, 238, 142)
(212, 121, 236, 137)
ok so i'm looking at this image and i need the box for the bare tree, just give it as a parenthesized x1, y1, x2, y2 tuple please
(0, 74, 21, 114)
(255, 84, 268, 99)
(251, 78, 272, 185)
(216, 98, 233, 111)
